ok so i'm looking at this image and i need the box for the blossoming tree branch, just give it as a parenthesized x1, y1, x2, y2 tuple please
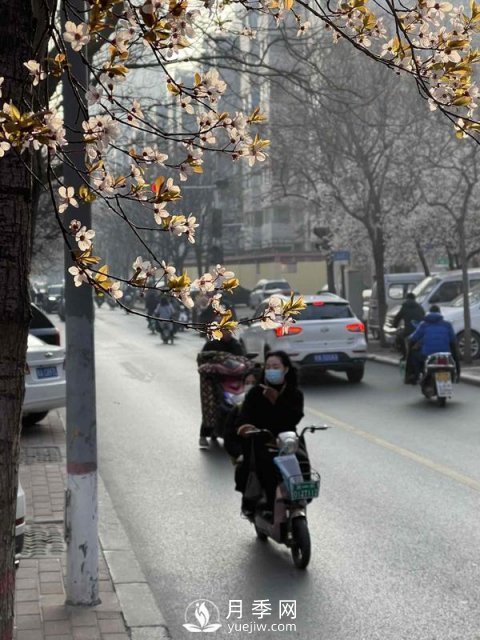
(1, 0, 479, 338)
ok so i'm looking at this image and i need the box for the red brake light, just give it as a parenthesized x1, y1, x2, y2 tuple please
(53, 330, 61, 346)
(312, 301, 325, 306)
(274, 326, 303, 337)
(346, 323, 365, 333)
(15, 517, 25, 527)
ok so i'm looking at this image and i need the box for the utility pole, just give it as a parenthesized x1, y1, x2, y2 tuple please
(62, 0, 100, 605)
(313, 226, 336, 293)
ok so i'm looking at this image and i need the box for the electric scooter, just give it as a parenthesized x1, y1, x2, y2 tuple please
(244, 425, 329, 569)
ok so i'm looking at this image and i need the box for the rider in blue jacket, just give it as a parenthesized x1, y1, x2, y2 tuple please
(407, 305, 459, 381)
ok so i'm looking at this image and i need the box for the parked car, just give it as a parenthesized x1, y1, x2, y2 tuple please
(239, 293, 367, 382)
(384, 269, 480, 346)
(30, 303, 61, 346)
(368, 272, 425, 339)
(16, 481, 26, 568)
(439, 285, 480, 359)
(249, 279, 292, 309)
(228, 284, 251, 307)
(23, 334, 66, 427)
(44, 284, 64, 313)
(411, 269, 480, 309)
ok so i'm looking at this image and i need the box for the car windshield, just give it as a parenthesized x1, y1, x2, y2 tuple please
(48, 285, 63, 295)
(412, 276, 440, 302)
(265, 281, 289, 290)
(450, 286, 480, 307)
(298, 302, 354, 320)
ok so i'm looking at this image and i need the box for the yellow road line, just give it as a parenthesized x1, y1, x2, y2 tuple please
(307, 405, 480, 494)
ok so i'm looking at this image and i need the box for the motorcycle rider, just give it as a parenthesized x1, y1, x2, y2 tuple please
(198, 330, 246, 449)
(201, 330, 245, 356)
(392, 292, 425, 357)
(145, 285, 159, 332)
(154, 297, 175, 340)
(234, 351, 306, 518)
(407, 304, 460, 382)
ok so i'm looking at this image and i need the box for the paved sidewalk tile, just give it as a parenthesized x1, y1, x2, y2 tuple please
(14, 411, 131, 640)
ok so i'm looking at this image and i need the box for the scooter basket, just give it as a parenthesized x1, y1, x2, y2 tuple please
(286, 471, 321, 501)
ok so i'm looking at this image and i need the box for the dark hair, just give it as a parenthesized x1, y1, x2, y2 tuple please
(406, 292, 415, 300)
(430, 304, 441, 313)
(263, 350, 298, 387)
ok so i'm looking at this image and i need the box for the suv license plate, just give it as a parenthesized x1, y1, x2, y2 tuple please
(36, 366, 58, 379)
(314, 353, 339, 363)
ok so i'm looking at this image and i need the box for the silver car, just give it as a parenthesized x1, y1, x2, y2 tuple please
(240, 293, 368, 382)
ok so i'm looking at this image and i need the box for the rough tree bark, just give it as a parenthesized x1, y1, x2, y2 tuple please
(0, 1, 33, 637)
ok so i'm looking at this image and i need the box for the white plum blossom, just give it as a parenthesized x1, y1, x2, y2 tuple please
(194, 69, 227, 104)
(63, 21, 91, 52)
(130, 164, 145, 187)
(86, 85, 103, 106)
(23, 60, 46, 86)
(128, 99, 144, 123)
(0, 140, 10, 157)
(83, 115, 120, 150)
(161, 260, 176, 277)
(93, 173, 115, 193)
(75, 226, 95, 251)
(154, 202, 169, 224)
(132, 256, 156, 280)
(68, 265, 89, 287)
(192, 273, 215, 293)
(109, 281, 123, 299)
(185, 215, 199, 243)
(180, 95, 194, 114)
(141, 146, 168, 165)
(297, 20, 311, 37)
(211, 293, 226, 315)
(58, 186, 79, 213)
(44, 109, 66, 149)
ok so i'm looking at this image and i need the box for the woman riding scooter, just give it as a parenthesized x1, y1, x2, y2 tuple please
(234, 351, 307, 518)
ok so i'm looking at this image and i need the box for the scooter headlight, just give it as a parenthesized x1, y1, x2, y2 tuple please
(277, 431, 299, 454)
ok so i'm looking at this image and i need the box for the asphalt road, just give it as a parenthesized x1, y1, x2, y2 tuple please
(94, 306, 480, 640)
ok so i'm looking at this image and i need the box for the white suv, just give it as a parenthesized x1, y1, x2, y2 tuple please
(249, 280, 292, 309)
(240, 294, 368, 382)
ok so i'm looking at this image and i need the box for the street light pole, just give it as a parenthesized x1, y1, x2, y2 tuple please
(62, 0, 99, 606)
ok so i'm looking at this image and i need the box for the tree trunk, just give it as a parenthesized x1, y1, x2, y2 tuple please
(459, 226, 472, 364)
(0, 2, 33, 637)
(415, 240, 431, 277)
(371, 229, 387, 346)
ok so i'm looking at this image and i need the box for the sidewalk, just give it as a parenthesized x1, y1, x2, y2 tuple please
(15, 411, 170, 640)
(367, 340, 480, 386)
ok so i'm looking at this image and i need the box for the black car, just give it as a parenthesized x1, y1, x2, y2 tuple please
(30, 303, 61, 346)
(44, 284, 64, 313)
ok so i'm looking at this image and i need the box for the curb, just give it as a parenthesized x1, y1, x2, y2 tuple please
(98, 474, 172, 639)
(367, 353, 480, 387)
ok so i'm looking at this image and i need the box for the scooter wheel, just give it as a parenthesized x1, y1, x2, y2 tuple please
(437, 396, 447, 407)
(291, 517, 311, 569)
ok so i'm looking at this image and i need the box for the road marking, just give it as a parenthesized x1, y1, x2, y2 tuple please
(307, 405, 480, 494)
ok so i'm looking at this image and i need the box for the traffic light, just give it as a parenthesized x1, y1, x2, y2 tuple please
(313, 226, 333, 253)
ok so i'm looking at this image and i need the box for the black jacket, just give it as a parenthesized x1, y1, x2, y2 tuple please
(201, 337, 244, 356)
(235, 384, 304, 436)
(393, 299, 425, 335)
